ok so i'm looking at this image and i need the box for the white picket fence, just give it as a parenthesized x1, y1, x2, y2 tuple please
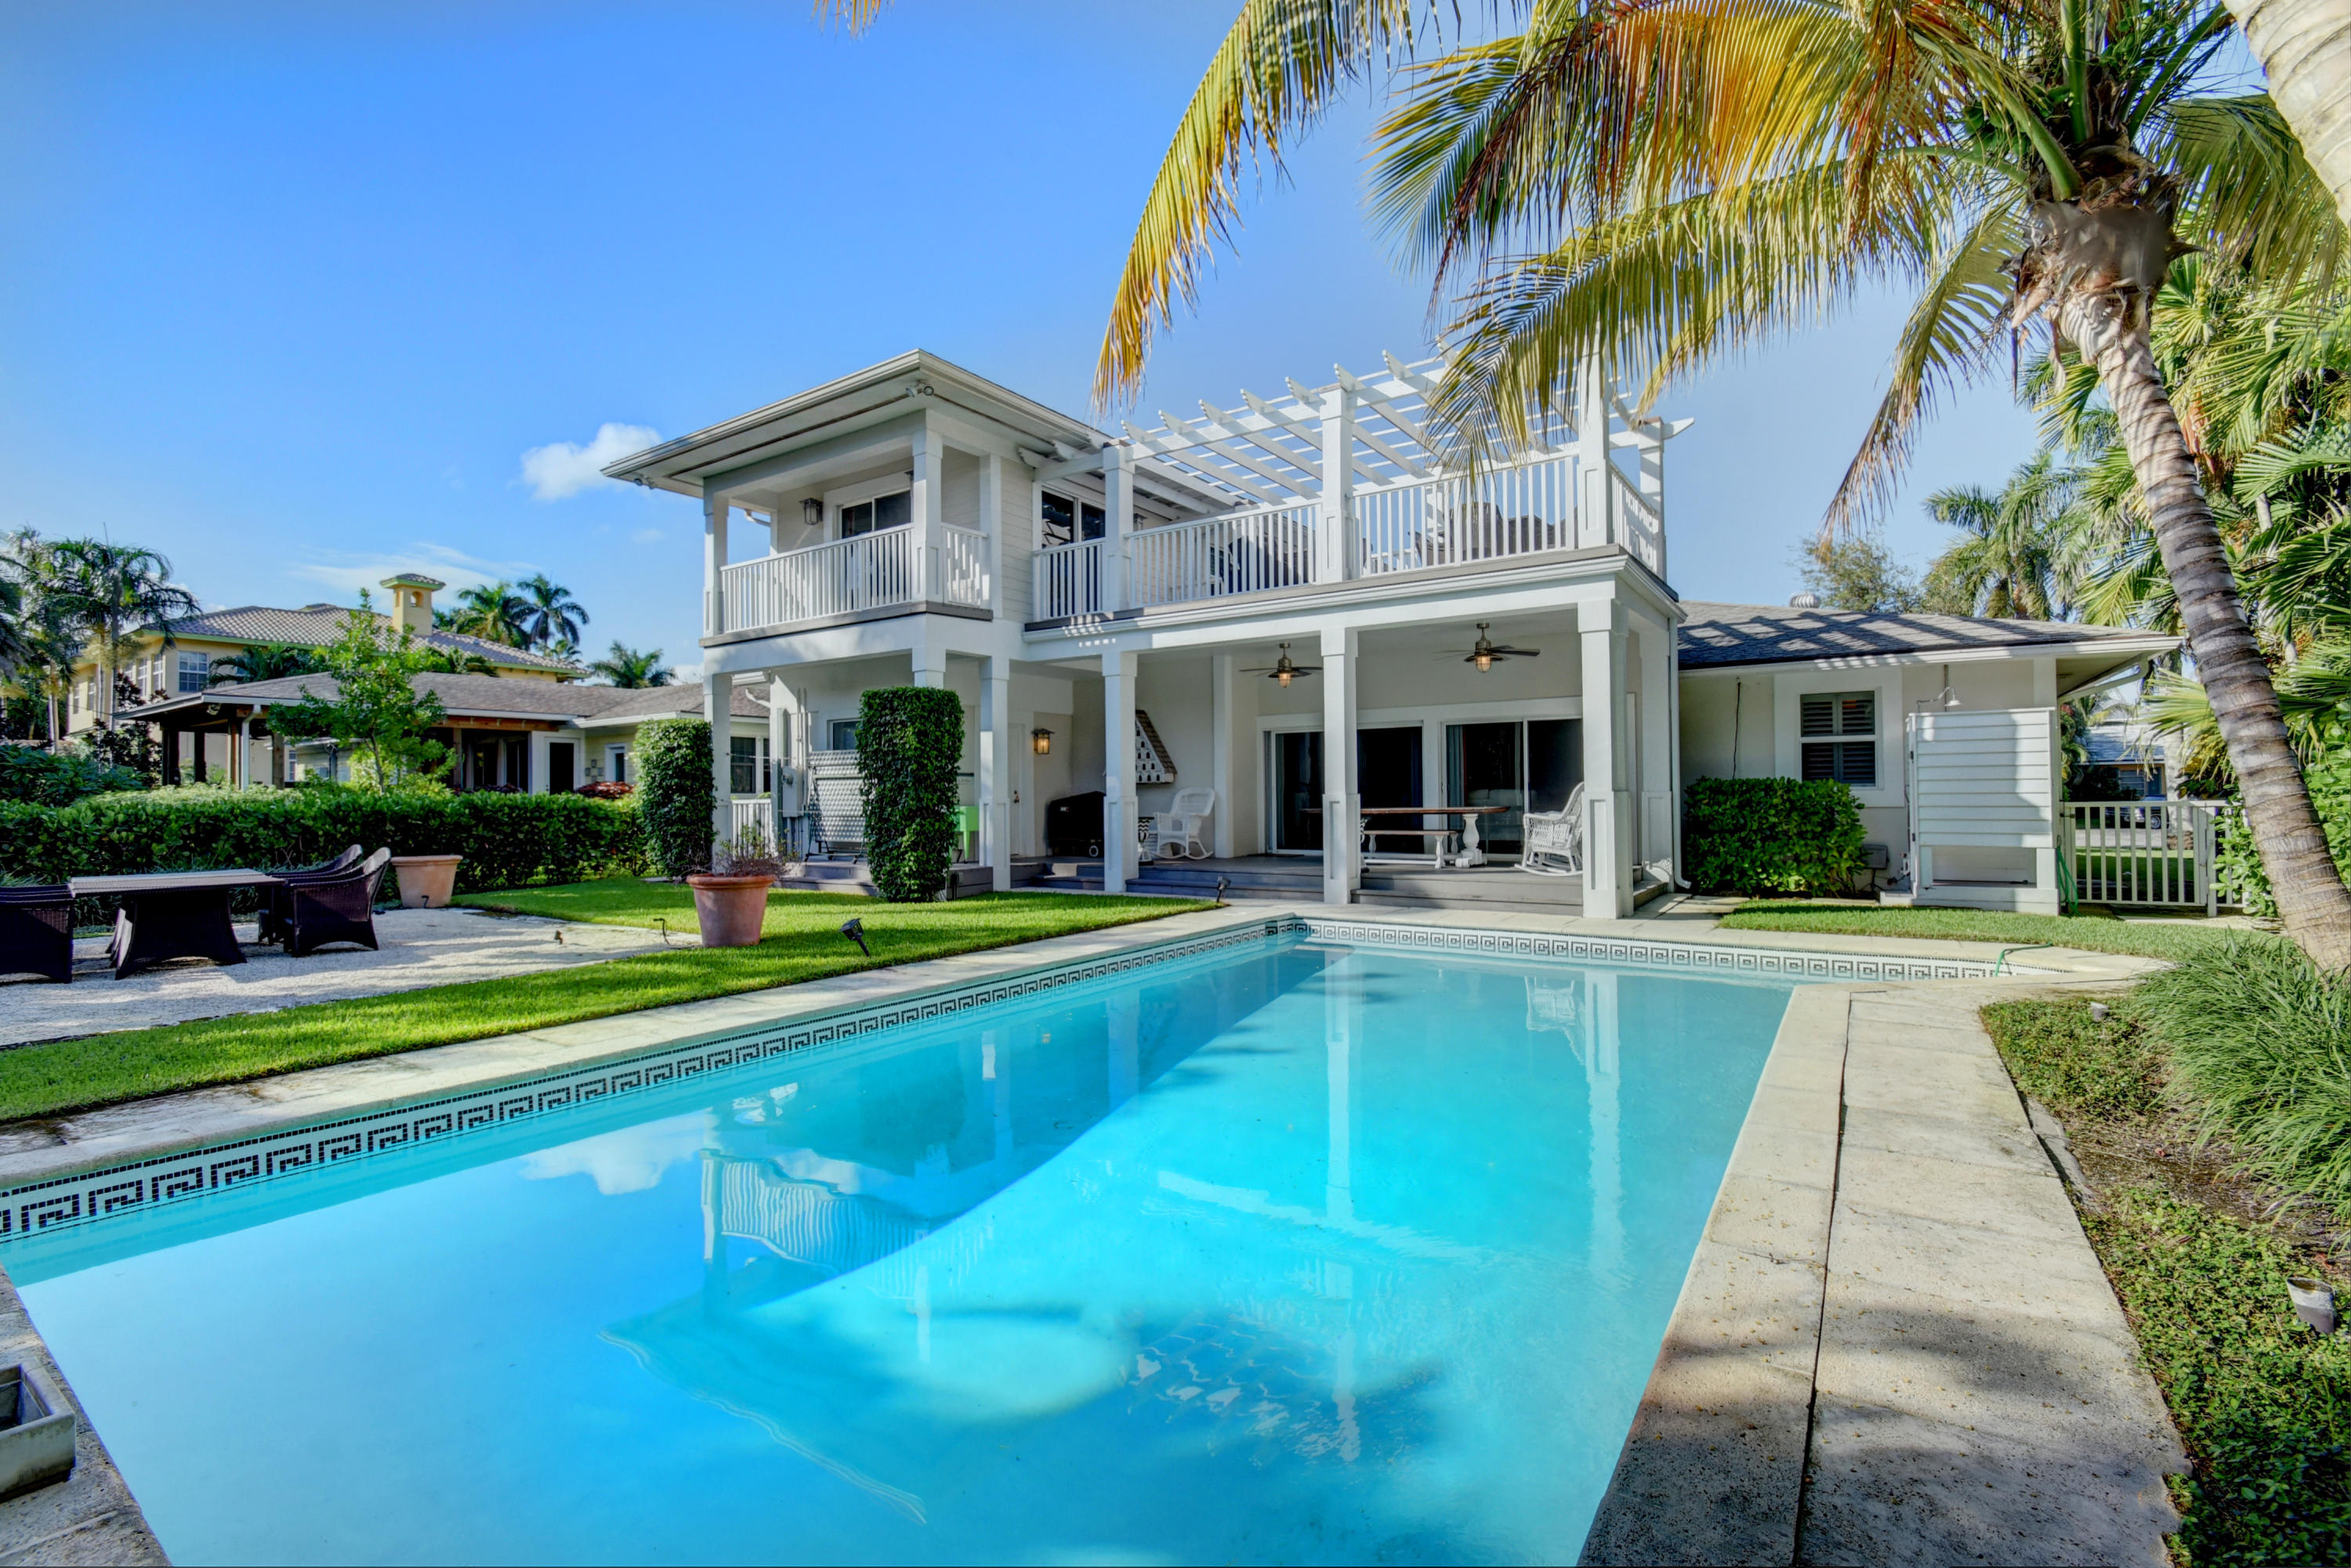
(2063, 799, 2224, 913)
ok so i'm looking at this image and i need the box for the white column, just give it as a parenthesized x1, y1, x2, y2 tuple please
(236, 715, 254, 791)
(529, 730, 552, 795)
(1636, 613, 1674, 885)
(1103, 649, 1137, 893)
(1211, 653, 1237, 859)
(911, 645, 947, 688)
(1320, 624, 1357, 905)
(982, 452, 1007, 621)
(911, 419, 942, 601)
(766, 675, 792, 854)
(1101, 445, 1134, 610)
(1317, 385, 1357, 584)
(704, 671, 730, 860)
(979, 655, 1012, 891)
(1581, 599, 1635, 918)
(703, 491, 730, 636)
(1574, 359, 1610, 550)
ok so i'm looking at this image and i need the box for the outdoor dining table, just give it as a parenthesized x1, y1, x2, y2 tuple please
(1306, 804, 1512, 867)
(67, 870, 285, 980)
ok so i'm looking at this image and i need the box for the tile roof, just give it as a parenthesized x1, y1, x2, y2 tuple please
(140, 605, 579, 674)
(1677, 602, 2165, 668)
(128, 672, 763, 723)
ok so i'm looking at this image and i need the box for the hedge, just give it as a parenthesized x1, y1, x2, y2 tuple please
(1683, 776, 1867, 896)
(635, 719, 716, 878)
(0, 788, 645, 915)
(2214, 754, 2351, 917)
(858, 686, 962, 902)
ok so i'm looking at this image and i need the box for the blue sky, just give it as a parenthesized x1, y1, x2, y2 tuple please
(0, 1, 2045, 675)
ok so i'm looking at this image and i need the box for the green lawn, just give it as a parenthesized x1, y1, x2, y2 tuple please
(0, 885, 1210, 1124)
(1719, 900, 2273, 962)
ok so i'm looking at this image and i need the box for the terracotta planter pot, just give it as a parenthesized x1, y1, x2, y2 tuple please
(389, 854, 463, 909)
(686, 874, 773, 947)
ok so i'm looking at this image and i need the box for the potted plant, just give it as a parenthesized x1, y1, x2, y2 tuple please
(686, 825, 784, 947)
(389, 853, 463, 908)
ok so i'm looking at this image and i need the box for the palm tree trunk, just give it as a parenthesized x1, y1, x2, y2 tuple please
(2226, 0, 2351, 233)
(2070, 295, 2351, 969)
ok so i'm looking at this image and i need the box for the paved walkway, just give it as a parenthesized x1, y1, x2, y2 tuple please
(0, 907, 669, 1046)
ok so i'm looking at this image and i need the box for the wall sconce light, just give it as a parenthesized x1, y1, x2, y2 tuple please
(1031, 727, 1053, 755)
(801, 498, 824, 529)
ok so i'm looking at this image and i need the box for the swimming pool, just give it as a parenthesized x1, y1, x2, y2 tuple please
(5, 929, 1796, 1565)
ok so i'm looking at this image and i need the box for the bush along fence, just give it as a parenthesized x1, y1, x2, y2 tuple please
(859, 686, 963, 903)
(1683, 777, 1867, 896)
(0, 788, 646, 920)
(2212, 752, 2351, 918)
(633, 719, 717, 879)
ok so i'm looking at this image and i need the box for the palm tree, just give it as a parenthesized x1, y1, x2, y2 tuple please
(45, 539, 200, 731)
(446, 581, 534, 649)
(1922, 455, 2074, 620)
(516, 573, 589, 651)
(415, 646, 500, 677)
(2219, 0, 2351, 233)
(207, 643, 321, 687)
(587, 642, 672, 688)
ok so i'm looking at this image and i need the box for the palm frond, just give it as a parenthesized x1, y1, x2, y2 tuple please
(2163, 94, 2348, 286)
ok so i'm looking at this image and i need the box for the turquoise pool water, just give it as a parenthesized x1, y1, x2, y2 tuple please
(5, 933, 1795, 1565)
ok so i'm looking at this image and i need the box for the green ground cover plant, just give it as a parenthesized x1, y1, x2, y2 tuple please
(0, 886, 1209, 1123)
(1983, 993, 2351, 1566)
(1682, 778, 1866, 896)
(1720, 901, 2269, 963)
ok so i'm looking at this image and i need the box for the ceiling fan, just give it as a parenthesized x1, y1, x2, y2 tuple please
(1443, 622, 1541, 673)
(1241, 643, 1321, 687)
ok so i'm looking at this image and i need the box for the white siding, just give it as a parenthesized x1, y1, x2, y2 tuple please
(1908, 706, 2060, 913)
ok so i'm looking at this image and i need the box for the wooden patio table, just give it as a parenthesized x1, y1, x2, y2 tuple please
(1306, 804, 1512, 867)
(69, 870, 284, 980)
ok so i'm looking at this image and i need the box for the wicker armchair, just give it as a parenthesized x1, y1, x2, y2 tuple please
(258, 846, 364, 947)
(0, 886, 74, 983)
(282, 849, 393, 958)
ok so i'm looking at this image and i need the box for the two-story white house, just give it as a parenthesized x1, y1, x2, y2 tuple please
(606, 349, 2175, 914)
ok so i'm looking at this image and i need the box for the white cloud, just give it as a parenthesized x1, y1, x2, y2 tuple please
(288, 542, 532, 600)
(520, 422, 661, 501)
(520, 1113, 711, 1196)
(630, 527, 664, 545)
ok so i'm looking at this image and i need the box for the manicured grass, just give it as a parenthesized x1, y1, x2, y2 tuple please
(0, 885, 1211, 1124)
(1719, 900, 2272, 962)
(1980, 995, 2351, 1566)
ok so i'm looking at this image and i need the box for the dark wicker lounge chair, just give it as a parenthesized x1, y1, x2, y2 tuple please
(258, 846, 364, 947)
(282, 848, 393, 958)
(0, 885, 74, 983)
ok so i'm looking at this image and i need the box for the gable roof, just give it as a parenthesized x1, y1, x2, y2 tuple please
(1677, 602, 2169, 668)
(125, 674, 763, 726)
(141, 604, 579, 675)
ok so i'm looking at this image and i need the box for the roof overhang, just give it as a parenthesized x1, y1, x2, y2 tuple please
(1678, 632, 2179, 696)
(600, 350, 1110, 500)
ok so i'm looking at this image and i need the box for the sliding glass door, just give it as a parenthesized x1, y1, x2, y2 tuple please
(1445, 719, 1581, 856)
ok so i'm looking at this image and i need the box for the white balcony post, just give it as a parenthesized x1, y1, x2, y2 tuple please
(1636, 613, 1674, 885)
(1103, 649, 1138, 893)
(1102, 444, 1134, 610)
(1317, 385, 1357, 583)
(1580, 599, 1635, 918)
(702, 490, 730, 636)
(911, 420, 943, 602)
(1211, 653, 1237, 859)
(1320, 624, 1358, 905)
(767, 675, 793, 853)
(1574, 358, 1608, 551)
(980, 655, 1012, 889)
(703, 670, 731, 861)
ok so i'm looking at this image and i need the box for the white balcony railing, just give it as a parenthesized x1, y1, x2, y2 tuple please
(1128, 504, 1317, 608)
(719, 526, 989, 635)
(1036, 539, 1105, 618)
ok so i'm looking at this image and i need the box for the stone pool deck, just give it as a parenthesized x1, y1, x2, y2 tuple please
(0, 896, 2187, 1565)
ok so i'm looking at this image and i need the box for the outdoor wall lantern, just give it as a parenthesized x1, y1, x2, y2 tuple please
(1031, 727, 1053, 755)
(802, 498, 825, 529)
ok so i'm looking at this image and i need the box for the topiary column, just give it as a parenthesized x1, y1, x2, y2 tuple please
(635, 718, 717, 879)
(858, 686, 963, 902)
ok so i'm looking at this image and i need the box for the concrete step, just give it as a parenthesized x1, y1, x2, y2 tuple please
(774, 863, 998, 900)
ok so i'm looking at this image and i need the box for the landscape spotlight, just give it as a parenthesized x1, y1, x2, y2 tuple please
(839, 918, 870, 956)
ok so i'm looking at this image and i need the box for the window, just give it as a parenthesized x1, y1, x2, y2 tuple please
(730, 735, 770, 795)
(1039, 492, 1108, 548)
(828, 719, 860, 751)
(839, 490, 911, 538)
(606, 744, 629, 785)
(1800, 690, 1878, 788)
(176, 652, 210, 694)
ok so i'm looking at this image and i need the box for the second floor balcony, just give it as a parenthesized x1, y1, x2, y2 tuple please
(720, 523, 990, 630)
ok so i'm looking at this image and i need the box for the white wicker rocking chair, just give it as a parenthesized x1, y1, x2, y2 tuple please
(1153, 788, 1218, 860)
(1518, 782, 1585, 876)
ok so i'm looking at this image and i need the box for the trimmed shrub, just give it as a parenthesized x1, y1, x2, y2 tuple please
(1683, 776, 1867, 896)
(858, 686, 962, 903)
(0, 744, 143, 807)
(2214, 754, 2351, 916)
(0, 788, 644, 918)
(635, 719, 716, 878)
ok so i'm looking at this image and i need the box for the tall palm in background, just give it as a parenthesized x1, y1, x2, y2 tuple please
(1922, 455, 2074, 619)
(587, 643, 672, 689)
(1085, 0, 2351, 966)
(44, 540, 199, 731)
(445, 581, 534, 649)
(517, 573, 589, 653)
(207, 643, 322, 686)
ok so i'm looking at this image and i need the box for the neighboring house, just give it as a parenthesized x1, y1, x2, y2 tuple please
(592, 346, 2171, 914)
(67, 572, 576, 737)
(126, 671, 776, 813)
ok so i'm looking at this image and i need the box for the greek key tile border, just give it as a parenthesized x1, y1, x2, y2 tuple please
(0, 914, 1992, 1241)
(1297, 918, 1999, 984)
